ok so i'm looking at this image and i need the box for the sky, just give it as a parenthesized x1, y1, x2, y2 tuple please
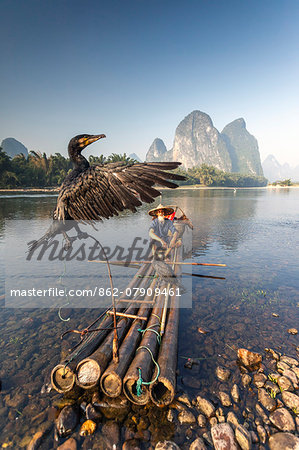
(1, 0, 299, 166)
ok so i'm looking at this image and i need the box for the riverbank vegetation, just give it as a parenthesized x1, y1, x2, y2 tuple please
(174, 164, 268, 187)
(0, 148, 269, 188)
(0, 148, 136, 188)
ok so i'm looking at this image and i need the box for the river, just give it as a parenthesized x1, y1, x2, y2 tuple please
(0, 188, 298, 448)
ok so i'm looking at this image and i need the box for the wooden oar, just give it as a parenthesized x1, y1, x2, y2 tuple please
(182, 272, 226, 280)
(89, 260, 226, 267)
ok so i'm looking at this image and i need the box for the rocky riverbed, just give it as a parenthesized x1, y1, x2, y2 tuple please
(0, 301, 298, 449)
(4, 343, 297, 450)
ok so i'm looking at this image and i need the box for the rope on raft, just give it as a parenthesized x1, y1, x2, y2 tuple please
(136, 318, 162, 397)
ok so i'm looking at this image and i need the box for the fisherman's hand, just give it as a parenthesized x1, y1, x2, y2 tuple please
(160, 239, 167, 248)
(175, 239, 182, 248)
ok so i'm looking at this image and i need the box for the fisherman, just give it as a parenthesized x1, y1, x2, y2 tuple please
(148, 204, 179, 256)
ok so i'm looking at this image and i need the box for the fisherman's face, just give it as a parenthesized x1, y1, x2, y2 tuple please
(157, 210, 165, 222)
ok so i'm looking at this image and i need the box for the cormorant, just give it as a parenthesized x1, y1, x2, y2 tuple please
(151, 247, 184, 291)
(28, 134, 185, 251)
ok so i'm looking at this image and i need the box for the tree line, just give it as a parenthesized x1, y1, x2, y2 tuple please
(0, 149, 136, 188)
(174, 164, 268, 187)
(0, 148, 268, 188)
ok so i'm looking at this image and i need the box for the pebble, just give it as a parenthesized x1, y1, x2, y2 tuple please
(264, 380, 280, 395)
(292, 367, 299, 379)
(265, 348, 280, 361)
(189, 437, 207, 450)
(282, 391, 299, 410)
(56, 406, 78, 437)
(209, 417, 218, 427)
(196, 395, 215, 418)
(218, 391, 232, 407)
(79, 419, 96, 436)
(177, 393, 192, 407)
(85, 403, 102, 421)
(57, 438, 77, 450)
(167, 409, 175, 423)
(27, 431, 44, 450)
(211, 423, 238, 449)
(241, 374, 251, 387)
(238, 348, 262, 369)
(123, 438, 141, 450)
(280, 356, 298, 366)
(269, 432, 299, 449)
(269, 407, 295, 432)
(283, 369, 298, 388)
(231, 384, 240, 403)
(235, 424, 252, 450)
(215, 407, 224, 418)
(277, 376, 294, 392)
(258, 388, 277, 412)
(102, 421, 120, 448)
(287, 328, 298, 335)
(202, 432, 213, 447)
(256, 425, 267, 444)
(197, 414, 206, 427)
(215, 366, 231, 382)
(178, 410, 196, 425)
(277, 361, 291, 373)
(255, 403, 270, 424)
(155, 441, 180, 450)
(227, 411, 239, 429)
(250, 431, 259, 444)
(253, 373, 267, 388)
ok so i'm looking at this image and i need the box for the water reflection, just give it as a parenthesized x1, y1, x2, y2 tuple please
(0, 188, 298, 447)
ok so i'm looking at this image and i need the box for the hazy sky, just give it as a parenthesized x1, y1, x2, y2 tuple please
(1, 0, 299, 166)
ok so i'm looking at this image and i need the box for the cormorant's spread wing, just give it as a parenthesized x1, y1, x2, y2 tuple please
(55, 161, 185, 221)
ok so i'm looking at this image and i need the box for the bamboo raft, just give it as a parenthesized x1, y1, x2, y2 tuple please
(51, 208, 222, 406)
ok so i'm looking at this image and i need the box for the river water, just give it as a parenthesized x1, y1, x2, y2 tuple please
(0, 188, 298, 448)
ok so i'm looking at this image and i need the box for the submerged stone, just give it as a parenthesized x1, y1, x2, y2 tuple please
(235, 424, 252, 450)
(178, 410, 196, 425)
(196, 395, 215, 418)
(282, 391, 299, 410)
(211, 423, 238, 449)
(269, 432, 299, 450)
(155, 441, 180, 450)
(218, 391, 232, 407)
(237, 348, 262, 370)
(215, 366, 231, 382)
(287, 328, 298, 335)
(258, 388, 277, 412)
(269, 408, 295, 432)
(189, 437, 207, 450)
(253, 373, 267, 388)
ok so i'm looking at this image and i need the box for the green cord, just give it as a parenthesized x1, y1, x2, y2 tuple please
(136, 346, 160, 397)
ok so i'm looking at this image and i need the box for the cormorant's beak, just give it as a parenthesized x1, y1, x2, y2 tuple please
(85, 134, 106, 146)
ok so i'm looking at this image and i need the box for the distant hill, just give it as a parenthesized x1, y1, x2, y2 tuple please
(129, 152, 142, 162)
(1, 138, 29, 158)
(146, 110, 264, 176)
(262, 155, 299, 182)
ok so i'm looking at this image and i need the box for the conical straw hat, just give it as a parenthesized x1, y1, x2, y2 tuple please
(148, 203, 174, 217)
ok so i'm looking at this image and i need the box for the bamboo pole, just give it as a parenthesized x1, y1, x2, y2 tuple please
(51, 263, 149, 393)
(75, 264, 154, 389)
(75, 303, 139, 389)
(160, 246, 179, 336)
(123, 296, 164, 405)
(100, 278, 158, 397)
(90, 260, 226, 267)
(107, 311, 148, 321)
(149, 295, 179, 406)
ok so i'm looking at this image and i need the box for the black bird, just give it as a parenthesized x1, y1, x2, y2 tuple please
(151, 247, 184, 291)
(28, 134, 185, 251)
